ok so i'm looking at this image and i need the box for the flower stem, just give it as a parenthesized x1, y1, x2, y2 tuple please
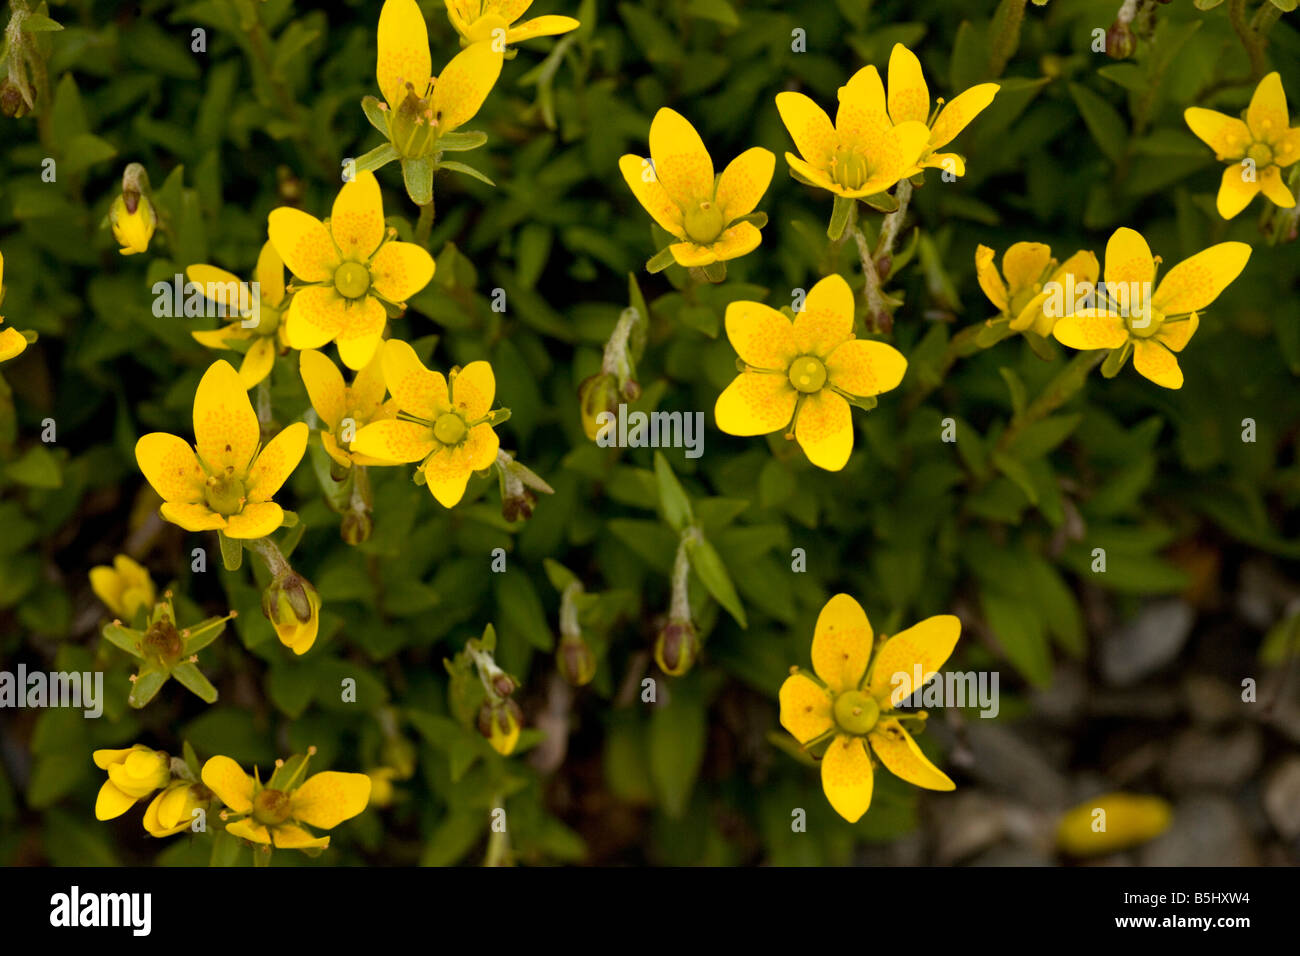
(996, 350, 1105, 453)
(415, 196, 436, 247)
(246, 536, 291, 578)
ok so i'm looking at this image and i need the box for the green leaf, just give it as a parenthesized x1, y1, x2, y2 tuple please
(981, 586, 1052, 687)
(686, 533, 747, 628)
(653, 452, 694, 532)
(3, 445, 62, 487)
(1067, 82, 1128, 164)
(990, 450, 1039, 505)
(649, 676, 707, 817)
(21, 13, 64, 31)
(438, 160, 495, 187)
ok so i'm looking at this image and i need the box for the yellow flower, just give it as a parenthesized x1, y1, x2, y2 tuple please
(93, 744, 171, 820)
(268, 170, 435, 370)
(201, 753, 371, 850)
(1051, 227, 1252, 390)
(878, 43, 999, 177)
(89, 555, 156, 623)
(377, 0, 503, 158)
(1185, 72, 1300, 219)
(714, 274, 907, 471)
(352, 339, 503, 508)
(262, 573, 322, 656)
(143, 781, 207, 838)
(366, 767, 399, 808)
(109, 193, 156, 255)
(445, 0, 579, 47)
(187, 241, 291, 389)
(1056, 792, 1172, 857)
(975, 242, 1099, 338)
(619, 108, 774, 268)
(299, 348, 398, 469)
(779, 594, 960, 823)
(0, 250, 32, 363)
(777, 73, 931, 199)
(134, 359, 308, 537)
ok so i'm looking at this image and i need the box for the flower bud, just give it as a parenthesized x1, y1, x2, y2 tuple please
(557, 636, 597, 686)
(654, 620, 698, 677)
(109, 183, 156, 257)
(143, 781, 207, 837)
(502, 486, 536, 522)
(262, 573, 321, 655)
(341, 509, 373, 545)
(1, 79, 29, 119)
(1106, 21, 1135, 60)
(93, 744, 171, 820)
(478, 700, 523, 756)
(578, 373, 619, 441)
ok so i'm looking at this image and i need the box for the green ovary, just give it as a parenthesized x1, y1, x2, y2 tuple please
(204, 475, 246, 515)
(252, 788, 291, 826)
(1125, 308, 1164, 339)
(333, 262, 372, 299)
(1246, 143, 1273, 167)
(788, 356, 828, 394)
(434, 412, 468, 446)
(833, 691, 880, 736)
(683, 201, 725, 244)
(830, 145, 870, 191)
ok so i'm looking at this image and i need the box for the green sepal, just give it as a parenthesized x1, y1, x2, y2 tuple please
(839, 392, 879, 411)
(217, 530, 242, 571)
(436, 130, 488, 152)
(700, 261, 727, 283)
(128, 668, 170, 709)
(183, 741, 202, 780)
(1100, 342, 1131, 378)
(731, 211, 767, 229)
(280, 510, 299, 528)
(401, 157, 434, 206)
(270, 753, 309, 790)
(353, 143, 398, 175)
(181, 616, 228, 656)
(828, 195, 854, 239)
(646, 246, 677, 273)
(1023, 330, 1058, 361)
(173, 662, 218, 704)
(975, 319, 1014, 349)
(360, 95, 390, 137)
(102, 622, 144, 659)
(252, 847, 272, 867)
(437, 160, 495, 187)
(861, 191, 900, 213)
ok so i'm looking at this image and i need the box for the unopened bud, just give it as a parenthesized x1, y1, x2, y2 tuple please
(341, 509, 373, 545)
(654, 621, 698, 677)
(1106, 22, 1135, 59)
(478, 700, 523, 756)
(557, 636, 597, 686)
(261, 572, 321, 655)
(578, 373, 619, 441)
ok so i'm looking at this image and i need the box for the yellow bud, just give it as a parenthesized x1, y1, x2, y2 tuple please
(262, 573, 321, 655)
(109, 193, 156, 256)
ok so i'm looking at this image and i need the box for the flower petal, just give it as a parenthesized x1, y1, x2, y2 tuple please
(714, 147, 774, 222)
(369, 241, 435, 302)
(707, 221, 762, 262)
(422, 445, 476, 507)
(300, 349, 348, 428)
(1102, 227, 1155, 296)
(331, 171, 386, 262)
(792, 273, 854, 357)
(507, 15, 580, 42)
(382, 338, 449, 418)
(975, 244, 1008, 311)
(291, 771, 372, 829)
(887, 43, 929, 125)
(826, 339, 908, 397)
(1215, 163, 1262, 219)
(335, 297, 389, 371)
(237, 336, 276, 389)
(246, 422, 307, 502)
(95, 781, 137, 820)
(619, 153, 684, 236)
(724, 300, 796, 369)
(0, 326, 27, 362)
(778, 673, 834, 745)
(430, 40, 503, 133)
(136, 432, 205, 503)
(350, 347, 390, 411)
(1183, 107, 1249, 160)
(811, 593, 873, 693)
(267, 208, 339, 283)
(713, 372, 797, 437)
(776, 92, 836, 170)
(649, 107, 714, 207)
(837, 65, 890, 144)
(159, 502, 227, 531)
(1260, 163, 1296, 209)
(1132, 338, 1183, 389)
(377, 0, 432, 110)
(1151, 241, 1252, 315)
(667, 241, 716, 267)
(450, 360, 495, 420)
(795, 389, 853, 471)
(227, 818, 272, 844)
(1246, 71, 1288, 144)
(201, 755, 254, 814)
(464, 422, 499, 470)
(851, 121, 932, 196)
(194, 360, 260, 475)
(866, 613, 961, 700)
(1002, 242, 1052, 293)
(223, 501, 286, 538)
(352, 419, 437, 463)
(929, 83, 999, 150)
(1051, 308, 1128, 350)
(271, 823, 331, 849)
(256, 240, 286, 307)
(1156, 313, 1198, 353)
(821, 734, 874, 823)
(869, 718, 955, 791)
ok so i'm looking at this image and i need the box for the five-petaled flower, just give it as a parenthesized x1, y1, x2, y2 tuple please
(874, 43, 999, 178)
(352, 339, 504, 508)
(1185, 72, 1300, 219)
(94, 744, 171, 821)
(1051, 227, 1252, 390)
(779, 594, 960, 823)
(714, 274, 907, 471)
(135, 359, 308, 537)
(201, 752, 371, 851)
(619, 107, 774, 270)
(976, 242, 1099, 339)
(300, 348, 399, 470)
(445, 0, 579, 48)
(188, 241, 292, 389)
(89, 554, 156, 623)
(377, 0, 503, 159)
(268, 170, 435, 370)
